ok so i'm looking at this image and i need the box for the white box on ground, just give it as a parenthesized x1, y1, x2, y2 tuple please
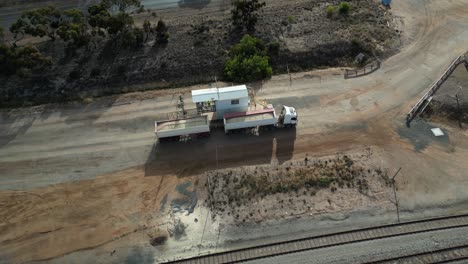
(431, 128, 444, 137)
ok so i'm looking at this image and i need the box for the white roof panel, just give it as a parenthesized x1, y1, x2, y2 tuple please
(218, 85, 248, 100)
(191, 85, 248, 102)
(191, 88, 219, 103)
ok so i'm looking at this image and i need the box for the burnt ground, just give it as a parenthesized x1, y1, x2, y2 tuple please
(421, 62, 468, 127)
(0, 0, 399, 107)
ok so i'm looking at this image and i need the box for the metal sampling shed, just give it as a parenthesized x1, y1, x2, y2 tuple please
(191, 85, 249, 119)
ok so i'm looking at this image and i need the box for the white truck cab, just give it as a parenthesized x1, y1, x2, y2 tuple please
(279, 105, 298, 127)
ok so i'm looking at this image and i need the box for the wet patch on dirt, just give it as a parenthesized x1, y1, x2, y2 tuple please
(171, 181, 197, 214)
(398, 119, 452, 152)
(124, 247, 154, 264)
(421, 62, 468, 128)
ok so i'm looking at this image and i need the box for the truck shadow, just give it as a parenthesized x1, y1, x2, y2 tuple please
(144, 127, 296, 177)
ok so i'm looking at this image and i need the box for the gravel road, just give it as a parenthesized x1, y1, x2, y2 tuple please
(1, 0, 467, 190)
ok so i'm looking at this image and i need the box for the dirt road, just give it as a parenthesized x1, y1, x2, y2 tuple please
(0, 0, 467, 263)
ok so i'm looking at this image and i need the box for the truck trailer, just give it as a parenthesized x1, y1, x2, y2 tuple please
(223, 105, 298, 134)
(154, 115, 210, 142)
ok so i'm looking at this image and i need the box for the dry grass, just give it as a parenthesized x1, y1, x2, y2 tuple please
(206, 154, 390, 222)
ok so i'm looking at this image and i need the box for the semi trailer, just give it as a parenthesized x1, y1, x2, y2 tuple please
(154, 105, 297, 142)
(154, 115, 210, 142)
(223, 105, 297, 134)
(154, 84, 298, 142)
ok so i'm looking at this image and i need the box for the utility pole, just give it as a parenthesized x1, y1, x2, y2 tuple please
(391, 167, 402, 223)
(455, 86, 463, 128)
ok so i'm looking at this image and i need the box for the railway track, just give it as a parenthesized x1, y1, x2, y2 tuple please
(163, 214, 468, 263)
(365, 244, 468, 264)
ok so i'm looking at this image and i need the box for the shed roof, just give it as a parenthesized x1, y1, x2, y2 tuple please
(191, 85, 248, 103)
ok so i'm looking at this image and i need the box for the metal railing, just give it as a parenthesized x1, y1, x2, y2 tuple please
(406, 52, 467, 125)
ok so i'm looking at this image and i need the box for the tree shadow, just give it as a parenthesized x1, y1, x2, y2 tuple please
(61, 96, 118, 125)
(0, 94, 118, 152)
(0, 110, 36, 148)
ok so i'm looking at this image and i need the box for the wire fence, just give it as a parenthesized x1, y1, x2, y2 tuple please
(344, 60, 381, 79)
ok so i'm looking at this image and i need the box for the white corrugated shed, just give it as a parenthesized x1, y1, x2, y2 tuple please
(218, 85, 248, 100)
(191, 85, 248, 103)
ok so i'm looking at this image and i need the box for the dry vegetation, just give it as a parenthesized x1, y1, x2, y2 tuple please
(0, 0, 399, 107)
(206, 152, 393, 224)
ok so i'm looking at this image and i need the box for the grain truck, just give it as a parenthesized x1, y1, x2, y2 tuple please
(154, 115, 210, 142)
(223, 105, 298, 134)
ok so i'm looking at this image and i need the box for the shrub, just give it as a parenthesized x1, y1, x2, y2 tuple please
(339, 2, 350, 14)
(326, 5, 335, 18)
(231, 0, 266, 31)
(158, 32, 169, 44)
(287, 15, 295, 24)
(155, 20, 169, 44)
(267, 41, 280, 55)
(150, 235, 167, 246)
(224, 34, 272, 82)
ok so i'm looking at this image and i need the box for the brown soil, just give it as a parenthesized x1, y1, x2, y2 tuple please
(0, 166, 197, 263)
(1, 115, 467, 263)
(0, 0, 399, 107)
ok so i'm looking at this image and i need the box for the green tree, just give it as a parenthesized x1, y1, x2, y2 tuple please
(88, 3, 112, 30)
(119, 27, 144, 48)
(229, 33, 266, 57)
(9, 6, 62, 41)
(224, 34, 272, 82)
(88, 3, 134, 36)
(56, 9, 91, 47)
(155, 20, 169, 44)
(107, 12, 133, 35)
(231, 0, 266, 31)
(0, 44, 51, 77)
